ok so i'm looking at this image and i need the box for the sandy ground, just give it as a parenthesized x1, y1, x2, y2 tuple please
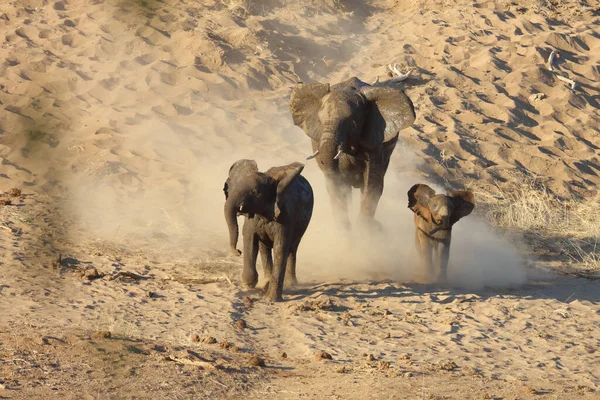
(1, 0, 600, 398)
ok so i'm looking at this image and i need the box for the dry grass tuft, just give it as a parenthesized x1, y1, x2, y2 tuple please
(472, 176, 600, 272)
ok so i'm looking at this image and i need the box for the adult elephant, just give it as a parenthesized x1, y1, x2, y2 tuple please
(289, 76, 416, 229)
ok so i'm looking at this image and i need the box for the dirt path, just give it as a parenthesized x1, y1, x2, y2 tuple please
(1, 198, 599, 399)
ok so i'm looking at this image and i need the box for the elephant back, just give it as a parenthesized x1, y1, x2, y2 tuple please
(276, 174, 314, 226)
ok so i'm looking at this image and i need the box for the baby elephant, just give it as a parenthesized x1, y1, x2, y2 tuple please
(407, 184, 475, 284)
(223, 159, 314, 302)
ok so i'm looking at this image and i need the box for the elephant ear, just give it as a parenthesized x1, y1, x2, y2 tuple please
(359, 86, 416, 148)
(408, 184, 435, 221)
(228, 159, 258, 178)
(265, 162, 305, 220)
(448, 190, 475, 225)
(289, 82, 330, 141)
(223, 180, 229, 200)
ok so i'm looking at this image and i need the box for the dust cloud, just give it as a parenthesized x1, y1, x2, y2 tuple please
(298, 146, 528, 289)
(67, 94, 527, 290)
(62, 1, 527, 290)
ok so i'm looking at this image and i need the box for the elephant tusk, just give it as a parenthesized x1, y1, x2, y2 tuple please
(306, 150, 320, 160)
(334, 149, 343, 160)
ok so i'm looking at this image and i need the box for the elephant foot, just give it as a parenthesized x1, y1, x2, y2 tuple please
(334, 218, 351, 232)
(284, 276, 299, 288)
(370, 219, 384, 233)
(357, 218, 383, 234)
(437, 273, 450, 288)
(241, 270, 258, 289)
(414, 266, 434, 285)
(262, 281, 283, 302)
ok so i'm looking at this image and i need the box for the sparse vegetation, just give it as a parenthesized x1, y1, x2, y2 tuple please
(474, 176, 600, 273)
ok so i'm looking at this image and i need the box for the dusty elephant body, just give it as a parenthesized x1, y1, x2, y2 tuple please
(290, 77, 416, 229)
(407, 184, 475, 283)
(223, 159, 314, 302)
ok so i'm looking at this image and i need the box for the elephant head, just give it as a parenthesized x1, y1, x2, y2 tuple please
(407, 184, 475, 235)
(289, 77, 416, 173)
(223, 159, 305, 256)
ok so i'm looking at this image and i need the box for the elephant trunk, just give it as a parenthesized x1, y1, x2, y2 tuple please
(429, 214, 451, 236)
(224, 199, 241, 256)
(318, 134, 342, 173)
(442, 215, 451, 229)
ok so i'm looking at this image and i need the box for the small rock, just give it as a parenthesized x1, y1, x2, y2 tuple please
(91, 331, 111, 340)
(404, 372, 413, 378)
(519, 385, 536, 395)
(242, 296, 253, 308)
(191, 334, 200, 343)
(280, 352, 287, 359)
(8, 188, 21, 197)
(336, 366, 348, 373)
(0, 383, 6, 390)
(147, 291, 156, 298)
(0, 13, 9, 21)
(0, 198, 11, 206)
(576, 385, 593, 393)
(235, 319, 247, 330)
(248, 355, 265, 367)
(437, 360, 458, 371)
(529, 93, 547, 102)
(314, 350, 332, 361)
(84, 268, 101, 280)
(201, 336, 217, 344)
(219, 340, 233, 349)
(365, 354, 376, 362)
(296, 296, 335, 312)
(75, 267, 101, 281)
(378, 361, 390, 370)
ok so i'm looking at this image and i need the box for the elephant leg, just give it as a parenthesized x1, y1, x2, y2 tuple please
(264, 238, 291, 302)
(438, 240, 451, 284)
(241, 222, 259, 288)
(259, 242, 273, 289)
(284, 244, 298, 287)
(359, 149, 385, 222)
(415, 230, 433, 283)
(360, 140, 397, 224)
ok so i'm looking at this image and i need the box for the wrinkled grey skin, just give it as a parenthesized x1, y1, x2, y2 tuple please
(407, 184, 475, 283)
(290, 77, 416, 230)
(223, 159, 314, 302)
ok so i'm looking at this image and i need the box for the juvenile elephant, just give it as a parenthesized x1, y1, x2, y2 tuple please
(223, 159, 314, 302)
(407, 184, 475, 283)
(290, 77, 416, 229)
